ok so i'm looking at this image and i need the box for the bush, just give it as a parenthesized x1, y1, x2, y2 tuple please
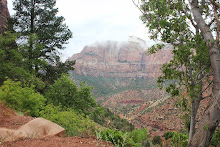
(90, 106, 106, 125)
(162, 131, 174, 140)
(97, 128, 148, 147)
(152, 136, 162, 146)
(40, 104, 96, 137)
(211, 127, 220, 147)
(171, 132, 188, 147)
(130, 128, 148, 143)
(0, 79, 45, 116)
(99, 129, 132, 146)
(44, 74, 96, 114)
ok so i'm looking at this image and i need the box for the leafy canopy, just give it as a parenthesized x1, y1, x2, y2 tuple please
(45, 74, 96, 114)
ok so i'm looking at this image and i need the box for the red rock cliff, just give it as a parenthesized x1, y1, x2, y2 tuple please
(68, 39, 173, 78)
(0, 0, 10, 33)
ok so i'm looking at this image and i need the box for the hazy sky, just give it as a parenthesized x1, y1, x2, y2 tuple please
(7, 0, 153, 61)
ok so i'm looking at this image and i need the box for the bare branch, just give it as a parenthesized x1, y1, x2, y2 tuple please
(201, 80, 213, 95)
(209, 0, 220, 10)
(202, 94, 212, 100)
(208, 14, 220, 27)
(183, 4, 198, 30)
(132, 0, 145, 15)
(189, 64, 195, 87)
(195, 64, 211, 82)
(213, 7, 220, 44)
(196, 72, 213, 85)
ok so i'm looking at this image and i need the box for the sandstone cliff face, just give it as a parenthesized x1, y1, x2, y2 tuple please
(0, 0, 10, 33)
(68, 40, 173, 78)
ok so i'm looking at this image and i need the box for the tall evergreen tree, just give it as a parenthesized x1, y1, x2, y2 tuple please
(12, 0, 73, 79)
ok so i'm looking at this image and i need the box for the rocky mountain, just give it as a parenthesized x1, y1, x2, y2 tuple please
(68, 36, 173, 78)
(68, 37, 180, 133)
(0, 0, 10, 34)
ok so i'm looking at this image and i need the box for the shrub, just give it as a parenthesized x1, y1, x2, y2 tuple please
(40, 104, 96, 137)
(99, 129, 132, 146)
(90, 106, 106, 125)
(0, 79, 45, 116)
(171, 132, 188, 147)
(130, 128, 148, 143)
(162, 131, 174, 140)
(152, 136, 162, 146)
(98, 128, 148, 147)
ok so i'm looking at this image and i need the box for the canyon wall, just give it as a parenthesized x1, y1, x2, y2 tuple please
(0, 0, 10, 33)
(68, 39, 173, 78)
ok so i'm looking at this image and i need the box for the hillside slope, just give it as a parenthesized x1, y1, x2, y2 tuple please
(0, 103, 112, 147)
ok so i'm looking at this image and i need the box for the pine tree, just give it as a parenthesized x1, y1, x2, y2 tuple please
(12, 0, 73, 78)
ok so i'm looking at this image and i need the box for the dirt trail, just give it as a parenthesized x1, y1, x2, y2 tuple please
(0, 103, 113, 147)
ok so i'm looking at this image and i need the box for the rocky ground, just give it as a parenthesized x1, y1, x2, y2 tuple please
(0, 103, 113, 147)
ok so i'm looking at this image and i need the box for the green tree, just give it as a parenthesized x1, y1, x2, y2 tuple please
(11, 0, 73, 80)
(133, 0, 220, 146)
(0, 32, 45, 90)
(44, 74, 96, 114)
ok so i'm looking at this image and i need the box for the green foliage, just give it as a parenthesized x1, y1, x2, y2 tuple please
(0, 32, 27, 85)
(44, 74, 96, 114)
(99, 129, 128, 146)
(211, 127, 220, 147)
(139, 0, 213, 142)
(12, 0, 72, 59)
(40, 104, 96, 137)
(130, 128, 148, 143)
(89, 106, 134, 132)
(43, 58, 75, 84)
(69, 71, 157, 98)
(163, 131, 174, 140)
(171, 132, 188, 147)
(152, 136, 162, 146)
(0, 79, 45, 116)
(90, 106, 106, 125)
(0, 32, 45, 91)
(11, 0, 73, 83)
(104, 108, 135, 132)
(98, 128, 148, 147)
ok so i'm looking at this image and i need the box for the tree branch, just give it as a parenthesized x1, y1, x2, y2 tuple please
(201, 80, 213, 95)
(132, 0, 145, 15)
(195, 64, 211, 82)
(209, 0, 220, 10)
(196, 72, 213, 85)
(182, 5, 198, 31)
(202, 94, 212, 100)
(190, 0, 215, 45)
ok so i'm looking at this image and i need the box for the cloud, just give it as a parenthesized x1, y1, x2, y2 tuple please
(8, 0, 152, 61)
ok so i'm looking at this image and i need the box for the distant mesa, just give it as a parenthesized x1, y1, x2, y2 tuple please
(68, 36, 173, 78)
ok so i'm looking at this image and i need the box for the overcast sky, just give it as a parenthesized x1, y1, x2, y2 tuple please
(7, 0, 153, 61)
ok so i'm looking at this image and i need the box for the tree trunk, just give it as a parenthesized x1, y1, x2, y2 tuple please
(188, 96, 201, 142)
(29, 0, 35, 72)
(189, 100, 196, 142)
(189, 0, 220, 146)
(188, 95, 220, 147)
